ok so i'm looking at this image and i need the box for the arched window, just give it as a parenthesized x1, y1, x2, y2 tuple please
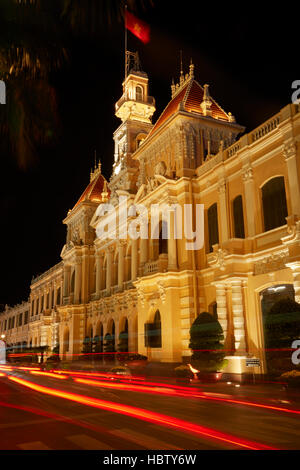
(135, 85, 143, 101)
(233, 195, 245, 238)
(159, 221, 168, 255)
(63, 329, 69, 354)
(145, 310, 162, 348)
(118, 318, 129, 352)
(262, 176, 288, 231)
(56, 287, 61, 305)
(207, 203, 219, 252)
(70, 271, 75, 293)
(152, 310, 162, 348)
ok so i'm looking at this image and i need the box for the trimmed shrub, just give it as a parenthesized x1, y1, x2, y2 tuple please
(189, 312, 226, 372)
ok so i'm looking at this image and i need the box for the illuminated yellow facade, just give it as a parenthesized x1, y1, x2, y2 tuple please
(1, 58, 300, 376)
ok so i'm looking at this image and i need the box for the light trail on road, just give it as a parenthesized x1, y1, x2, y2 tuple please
(7, 374, 276, 450)
(68, 375, 300, 417)
(4, 366, 300, 418)
(30, 371, 68, 379)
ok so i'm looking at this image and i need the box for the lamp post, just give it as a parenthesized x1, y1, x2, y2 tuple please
(0, 334, 6, 364)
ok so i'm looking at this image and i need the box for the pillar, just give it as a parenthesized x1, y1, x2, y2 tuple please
(95, 253, 103, 297)
(242, 166, 256, 237)
(218, 180, 229, 242)
(231, 279, 246, 354)
(284, 141, 300, 216)
(106, 248, 113, 291)
(118, 242, 125, 289)
(216, 283, 228, 342)
(74, 258, 82, 304)
(168, 210, 178, 270)
(131, 239, 138, 281)
(286, 261, 300, 303)
(63, 265, 71, 298)
(139, 238, 148, 276)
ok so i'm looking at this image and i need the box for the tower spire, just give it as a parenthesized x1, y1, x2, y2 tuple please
(90, 151, 102, 182)
(180, 50, 184, 85)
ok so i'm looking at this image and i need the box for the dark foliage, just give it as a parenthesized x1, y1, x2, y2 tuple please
(189, 311, 225, 372)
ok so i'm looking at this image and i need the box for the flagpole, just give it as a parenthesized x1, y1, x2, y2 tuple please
(124, 3, 128, 83)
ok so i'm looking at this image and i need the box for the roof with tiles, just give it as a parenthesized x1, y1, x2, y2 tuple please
(147, 71, 230, 139)
(72, 163, 109, 210)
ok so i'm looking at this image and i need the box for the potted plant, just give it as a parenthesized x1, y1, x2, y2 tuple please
(189, 311, 227, 382)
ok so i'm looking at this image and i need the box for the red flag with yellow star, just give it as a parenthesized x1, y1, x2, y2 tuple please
(125, 10, 150, 44)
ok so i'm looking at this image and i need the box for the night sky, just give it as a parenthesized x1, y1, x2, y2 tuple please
(0, 2, 298, 307)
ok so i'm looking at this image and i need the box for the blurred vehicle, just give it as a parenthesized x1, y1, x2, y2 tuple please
(109, 365, 132, 381)
(43, 355, 61, 370)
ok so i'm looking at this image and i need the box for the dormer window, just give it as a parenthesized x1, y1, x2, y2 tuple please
(135, 85, 143, 101)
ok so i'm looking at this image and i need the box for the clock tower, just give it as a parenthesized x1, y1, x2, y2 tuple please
(109, 51, 155, 202)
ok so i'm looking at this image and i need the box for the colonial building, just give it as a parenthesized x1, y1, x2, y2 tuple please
(1, 53, 300, 376)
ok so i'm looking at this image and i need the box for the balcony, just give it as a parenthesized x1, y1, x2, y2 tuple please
(144, 260, 159, 275)
(143, 254, 168, 276)
(115, 94, 155, 112)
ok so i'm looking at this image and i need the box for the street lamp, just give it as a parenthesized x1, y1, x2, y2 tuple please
(0, 335, 6, 364)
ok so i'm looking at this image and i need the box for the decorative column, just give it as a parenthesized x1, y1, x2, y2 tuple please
(167, 209, 178, 270)
(131, 238, 138, 281)
(38, 291, 42, 314)
(286, 261, 300, 303)
(42, 289, 47, 312)
(242, 165, 256, 237)
(49, 286, 52, 310)
(74, 257, 82, 304)
(283, 141, 300, 216)
(118, 242, 125, 289)
(63, 265, 71, 298)
(95, 253, 103, 297)
(215, 283, 228, 343)
(60, 280, 63, 305)
(218, 180, 229, 242)
(106, 247, 113, 291)
(139, 237, 148, 274)
(231, 279, 246, 354)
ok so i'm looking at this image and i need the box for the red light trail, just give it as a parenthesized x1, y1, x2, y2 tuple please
(3, 366, 300, 417)
(7, 375, 276, 450)
(30, 371, 68, 379)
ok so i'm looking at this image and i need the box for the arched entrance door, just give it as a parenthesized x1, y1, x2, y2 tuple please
(118, 318, 129, 356)
(63, 328, 69, 359)
(261, 284, 295, 314)
(260, 284, 300, 374)
(104, 320, 115, 362)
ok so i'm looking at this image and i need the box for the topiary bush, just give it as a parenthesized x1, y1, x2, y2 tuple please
(189, 312, 226, 372)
